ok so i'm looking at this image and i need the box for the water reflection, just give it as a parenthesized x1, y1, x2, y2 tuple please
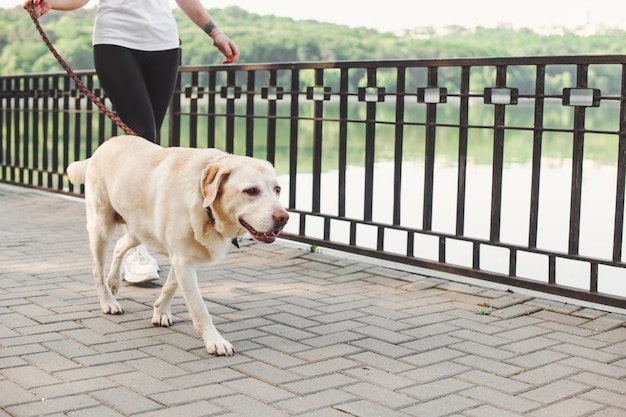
(268, 101, 625, 298)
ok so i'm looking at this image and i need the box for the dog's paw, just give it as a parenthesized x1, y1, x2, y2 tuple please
(152, 310, 173, 327)
(101, 300, 124, 315)
(205, 337, 235, 356)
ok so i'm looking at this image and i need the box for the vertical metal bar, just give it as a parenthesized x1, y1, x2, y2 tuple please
(338, 68, 349, 217)
(13, 77, 21, 184)
(73, 77, 82, 182)
(85, 75, 94, 157)
(569, 64, 588, 255)
(613, 64, 626, 262)
(245, 70, 255, 157)
(377, 226, 384, 251)
(456, 66, 470, 236)
(42, 77, 50, 185)
(363, 67, 377, 222)
(2, 78, 13, 182)
(23, 76, 31, 186)
(490, 65, 507, 243)
(288, 69, 299, 209)
(225, 71, 236, 154)
(61, 75, 70, 190)
(393, 67, 405, 226)
(51, 76, 60, 189)
(33, 76, 41, 187)
(324, 217, 331, 241)
(189, 71, 199, 148)
(423, 67, 438, 231)
(207, 70, 216, 148)
(407, 231, 415, 257)
(438, 236, 446, 263)
(312, 69, 324, 213)
(529, 64, 546, 248)
(350, 221, 357, 246)
(473, 242, 480, 269)
(0, 78, 5, 180)
(265, 69, 278, 164)
(509, 248, 517, 277)
(590, 263, 598, 292)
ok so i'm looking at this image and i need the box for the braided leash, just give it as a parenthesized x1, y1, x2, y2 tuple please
(28, 1, 137, 136)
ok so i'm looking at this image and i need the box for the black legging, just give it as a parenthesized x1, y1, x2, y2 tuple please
(93, 44, 180, 143)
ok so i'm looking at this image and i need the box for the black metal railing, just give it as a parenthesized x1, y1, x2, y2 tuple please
(2, 56, 626, 309)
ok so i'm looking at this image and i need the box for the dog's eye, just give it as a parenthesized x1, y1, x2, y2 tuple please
(244, 187, 259, 196)
(275, 186, 281, 195)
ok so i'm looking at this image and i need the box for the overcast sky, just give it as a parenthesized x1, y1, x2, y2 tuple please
(3, 0, 623, 32)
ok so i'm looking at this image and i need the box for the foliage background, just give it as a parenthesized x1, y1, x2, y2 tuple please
(2, 5, 626, 76)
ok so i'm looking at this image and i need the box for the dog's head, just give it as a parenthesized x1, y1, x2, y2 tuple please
(200, 155, 289, 243)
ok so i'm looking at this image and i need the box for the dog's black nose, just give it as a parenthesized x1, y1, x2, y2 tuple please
(273, 209, 289, 228)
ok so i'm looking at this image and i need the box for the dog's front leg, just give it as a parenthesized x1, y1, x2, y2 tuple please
(152, 269, 177, 326)
(173, 262, 234, 356)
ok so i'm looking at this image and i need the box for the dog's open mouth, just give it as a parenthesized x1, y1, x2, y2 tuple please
(239, 219, 282, 243)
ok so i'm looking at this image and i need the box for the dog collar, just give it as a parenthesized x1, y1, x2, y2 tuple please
(206, 206, 239, 249)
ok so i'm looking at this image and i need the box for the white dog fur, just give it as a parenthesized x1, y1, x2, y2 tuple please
(67, 135, 289, 356)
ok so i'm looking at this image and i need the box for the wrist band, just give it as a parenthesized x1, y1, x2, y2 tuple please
(203, 21, 216, 36)
(212, 30, 224, 45)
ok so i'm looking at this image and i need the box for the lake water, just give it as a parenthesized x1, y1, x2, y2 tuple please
(269, 101, 625, 299)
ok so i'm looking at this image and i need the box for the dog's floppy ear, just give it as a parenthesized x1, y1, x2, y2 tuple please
(201, 163, 231, 207)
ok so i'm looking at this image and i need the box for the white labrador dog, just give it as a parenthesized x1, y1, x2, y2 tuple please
(67, 135, 289, 356)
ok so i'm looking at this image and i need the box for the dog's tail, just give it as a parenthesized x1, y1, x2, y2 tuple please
(66, 159, 90, 185)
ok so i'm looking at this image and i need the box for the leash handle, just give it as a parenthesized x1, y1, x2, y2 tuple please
(27, 2, 138, 137)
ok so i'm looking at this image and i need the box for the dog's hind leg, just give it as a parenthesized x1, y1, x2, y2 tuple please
(86, 196, 124, 315)
(107, 233, 140, 294)
(152, 269, 178, 327)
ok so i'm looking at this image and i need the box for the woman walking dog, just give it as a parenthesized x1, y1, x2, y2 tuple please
(26, 0, 239, 283)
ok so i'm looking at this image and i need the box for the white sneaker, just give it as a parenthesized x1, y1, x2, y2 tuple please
(120, 244, 160, 283)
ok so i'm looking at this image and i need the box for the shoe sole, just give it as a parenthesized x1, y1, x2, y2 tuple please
(123, 273, 159, 283)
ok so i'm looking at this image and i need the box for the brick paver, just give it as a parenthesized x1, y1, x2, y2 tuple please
(1, 183, 626, 417)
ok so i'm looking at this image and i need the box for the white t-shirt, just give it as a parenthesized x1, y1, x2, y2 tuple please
(93, 0, 180, 51)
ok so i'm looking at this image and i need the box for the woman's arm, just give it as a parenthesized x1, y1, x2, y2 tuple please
(175, 0, 240, 64)
(24, 0, 90, 18)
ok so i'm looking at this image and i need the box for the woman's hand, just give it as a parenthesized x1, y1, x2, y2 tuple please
(212, 32, 240, 64)
(23, 0, 52, 18)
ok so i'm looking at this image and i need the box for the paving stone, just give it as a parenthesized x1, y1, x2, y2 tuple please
(455, 370, 531, 394)
(462, 404, 528, 417)
(401, 394, 479, 417)
(148, 384, 236, 406)
(401, 347, 466, 367)
(512, 363, 579, 385)
(528, 397, 604, 417)
(505, 349, 569, 368)
(89, 386, 164, 415)
(400, 377, 473, 400)
(213, 394, 291, 417)
(500, 336, 561, 354)
(334, 400, 412, 417)
(275, 389, 356, 415)
(281, 373, 357, 395)
(461, 386, 542, 414)
(580, 388, 626, 409)
(402, 361, 469, 384)
(5, 395, 101, 417)
(133, 401, 224, 417)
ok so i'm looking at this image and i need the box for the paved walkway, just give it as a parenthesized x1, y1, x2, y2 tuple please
(1, 183, 626, 417)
